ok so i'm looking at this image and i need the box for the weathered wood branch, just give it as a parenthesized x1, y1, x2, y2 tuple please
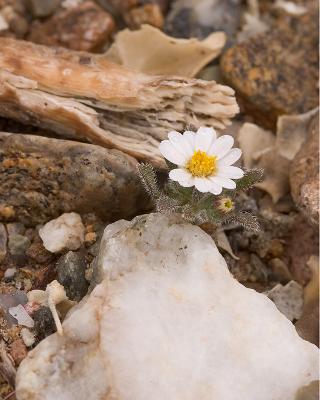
(0, 38, 239, 168)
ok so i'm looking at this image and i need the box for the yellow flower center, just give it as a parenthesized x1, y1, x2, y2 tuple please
(224, 199, 233, 210)
(186, 150, 217, 177)
(217, 197, 234, 213)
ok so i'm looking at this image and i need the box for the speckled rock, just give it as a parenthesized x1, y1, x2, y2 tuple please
(28, 1, 115, 51)
(32, 306, 56, 342)
(221, 8, 319, 128)
(56, 251, 89, 301)
(290, 113, 319, 225)
(0, 132, 145, 226)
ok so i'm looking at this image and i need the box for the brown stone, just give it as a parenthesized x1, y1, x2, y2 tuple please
(220, 8, 319, 128)
(27, 0, 61, 17)
(28, 1, 115, 52)
(0, 133, 146, 226)
(290, 113, 319, 225)
(0, 223, 6, 263)
(295, 381, 319, 400)
(9, 338, 27, 366)
(124, 4, 164, 29)
(26, 242, 53, 264)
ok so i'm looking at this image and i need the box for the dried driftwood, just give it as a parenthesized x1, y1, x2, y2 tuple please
(0, 38, 239, 168)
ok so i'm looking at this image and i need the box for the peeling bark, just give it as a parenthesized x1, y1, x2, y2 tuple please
(0, 38, 239, 168)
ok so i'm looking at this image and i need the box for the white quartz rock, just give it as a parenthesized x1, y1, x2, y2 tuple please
(39, 212, 85, 253)
(16, 214, 318, 400)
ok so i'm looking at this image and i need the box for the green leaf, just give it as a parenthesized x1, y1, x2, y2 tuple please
(165, 180, 193, 205)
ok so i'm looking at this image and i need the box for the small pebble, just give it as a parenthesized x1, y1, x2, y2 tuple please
(32, 306, 56, 341)
(9, 338, 27, 366)
(26, 241, 53, 264)
(8, 304, 34, 328)
(8, 234, 31, 256)
(57, 251, 89, 301)
(4, 267, 16, 280)
(21, 327, 36, 347)
(39, 212, 85, 253)
(268, 258, 293, 284)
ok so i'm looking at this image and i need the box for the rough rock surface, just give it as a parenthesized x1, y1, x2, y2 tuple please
(16, 214, 318, 400)
(0, 222, 7, 262)
(39, 213, 85, 253)
(0, 132, 145, 225)
(28, 1, 115, 51)
(221, 8, 319, 128)
(290, 113, 319, 225)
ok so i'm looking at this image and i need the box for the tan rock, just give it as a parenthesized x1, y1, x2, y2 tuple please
(124, 4, 164, 29)
(290, 113, 319, 225)
(221, 8, 319, 128)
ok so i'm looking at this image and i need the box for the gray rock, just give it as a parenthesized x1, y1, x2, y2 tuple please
(0, 133, 146, 225)
(8, 234, 31, 256)
(165, 0, 241, 44)
(27, 0, 61, 17)
(6, 222, 25, 236)
(8, 234, 31, 265)
(56, 251, 89, 301)
(0, 291, 28, 326)
(0, 222, 7, 263)
(268, 258, 293, 284)
(32, 306, 56, 342)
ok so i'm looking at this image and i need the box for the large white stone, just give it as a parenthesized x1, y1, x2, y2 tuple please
(16, 214, 318, 400)
(39, 212, 85, 253)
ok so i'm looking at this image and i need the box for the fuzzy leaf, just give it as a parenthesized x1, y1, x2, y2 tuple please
(235, 168, 264, 191)
(165, 181, 193, 205)
(137, 163, 161, 199)
(225, 211, 260, 232)
(155, 195, 180, 214)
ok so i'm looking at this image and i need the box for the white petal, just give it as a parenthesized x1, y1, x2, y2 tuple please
(217, 166, 244, 179)
(169, 168, 191, 182)
(208, 135, 234, 159)
(208, 181, 223, 195)
(169, 169, 194, 187)
(194, 177, 211, 193)
(159, 140, 187, 166)
(181, 131, 196, 155)
(168, 131, 193, 158)
(218, 148, 242, 166)
(210, 176, 236, 189)
(179, 178, 195, 188)
(195, 127, 216, 152)
(210, 185, 222, 194)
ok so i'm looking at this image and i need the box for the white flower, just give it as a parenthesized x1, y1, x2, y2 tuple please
(159, 127, 244, 195)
